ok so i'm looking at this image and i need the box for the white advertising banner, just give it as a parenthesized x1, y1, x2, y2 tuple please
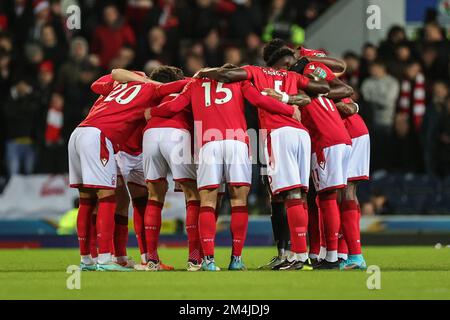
(0, 175, 186, 221)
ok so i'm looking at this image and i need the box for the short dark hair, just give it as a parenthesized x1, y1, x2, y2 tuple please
(149, 66, 184, 83)
(369, 59, 386, 69)
(343, 51, 359, 60)
(263, 38, 294, 66)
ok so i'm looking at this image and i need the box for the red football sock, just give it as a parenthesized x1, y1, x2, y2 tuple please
(185, 200, 201, 262)
(144, 200, 163, 261)
(198, 206, 216, 257)
(230, 206, 249, 256)
(341, 200, 362, 255)
(89, 214, 98, 258)
(132, 196, 147, 256)
(316, 196, 326, 249)
(318, 191, 340, 252)
(285, 199, 308, 254)
(338, 227, 349, 256)
(97, 195, 117, 255)
(114, 215, 128, 258)
(77, 198, 97, 256)
(307, 200, 321, 256)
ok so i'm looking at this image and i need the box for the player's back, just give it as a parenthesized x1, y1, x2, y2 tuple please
(242, 65, 308, 132)
(302, 96, 351, 151)
(80, 81, 156, 150)
(146, 93, 193, 133)
(189, 79, 248, 145)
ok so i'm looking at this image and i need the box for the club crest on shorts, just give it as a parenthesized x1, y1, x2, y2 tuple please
(101, 157, 108, 166)
(318, 160, 326, 170)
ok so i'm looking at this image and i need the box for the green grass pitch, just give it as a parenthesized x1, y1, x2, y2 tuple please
(0, 246, 449, 299)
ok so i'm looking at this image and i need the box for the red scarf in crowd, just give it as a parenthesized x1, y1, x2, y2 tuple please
(45, 95, 64, 145)
(398, 73, 426, 132)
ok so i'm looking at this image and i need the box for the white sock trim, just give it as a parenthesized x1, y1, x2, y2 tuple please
(97, 253, 112, 264)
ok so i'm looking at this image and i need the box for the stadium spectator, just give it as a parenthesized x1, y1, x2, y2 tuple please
(3, 78, 40, 176)
(40, 24, 66, 70)
(437, 97, 450, 177)
(110, 45, 136, 70)
(341, 51, 361, 90)
(203, 29, 224, 67)
(91, 4, 136, 69)
(244, 33, 264, 66)
(359, 43, 378, 85)
(57, 37, 99, 142)
(378, 25, 410, 61)
(361, 60, 399, 171)
(228, 0, 263, 40)
(423, 81, 449, 175)
(262, 0, 303, 45)
(224, 46, 243, 66)
(184, 53, 205, 77)
(137, 26, 172, 67)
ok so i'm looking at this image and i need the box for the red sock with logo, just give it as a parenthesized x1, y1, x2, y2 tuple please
(285, 199, 308, 254)
(114, 215, 128, 258)
(77, 198, 97, 256)
(186, 200, 201, 262)
(338, 227, 349, 257)
(317, 191, 340, 253)
(230, 206, 249, 256)
(132, 196, 147, 257)
(89, 214, 98, 259)
(97, 195, 117, 255)
(198, 206, 216, 257)
(341, 200, 362, 255)
(144, 200, 163, 261)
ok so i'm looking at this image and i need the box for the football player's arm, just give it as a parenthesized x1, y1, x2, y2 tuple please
(194, 67, 249, 83)
(242, 82, 301, 121)
(298, 73, 330, 96)
(154, 79, 190, 99)
(335, 98, 359, 117)
(150, 85, 192, 118)
(242, 82, 296, 116)
(327, 78, 354, 100)
(111, 69, 159, 84)
(306, 56, 346, 74)
(261, 88, 311, 107)
(91, 74, 115, 96)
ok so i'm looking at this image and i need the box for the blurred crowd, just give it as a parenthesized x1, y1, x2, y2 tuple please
(0, 0, 334, 179)
(0, 1, 449, 213)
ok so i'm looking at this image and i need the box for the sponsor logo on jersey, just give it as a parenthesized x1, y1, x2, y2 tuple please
(313, 67, 327, 80)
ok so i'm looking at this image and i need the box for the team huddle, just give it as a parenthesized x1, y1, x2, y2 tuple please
(68, 38, 370, 272)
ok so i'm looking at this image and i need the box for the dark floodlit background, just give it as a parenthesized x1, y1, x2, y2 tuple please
(0, 0, 449, 247)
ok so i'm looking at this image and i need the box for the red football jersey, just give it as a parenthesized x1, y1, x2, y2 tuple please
(242, 65, 309, 132)
(340, 97, 369, 139)
(300, 62, 352, 153)
(144, 93, 193, 133)
(82, 75, 188, 152)
(151, 79, 296, 147)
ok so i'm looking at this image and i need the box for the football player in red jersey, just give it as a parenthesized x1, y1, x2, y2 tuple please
(68, 69, 186, 271)
(334, 97, 369, 270)
(295, 48, 369, 269)
(139, 66, 202, 272)
(257, 40, 354, 270)
(194, 52, 330, 270)
(151, 64, 303, 271)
